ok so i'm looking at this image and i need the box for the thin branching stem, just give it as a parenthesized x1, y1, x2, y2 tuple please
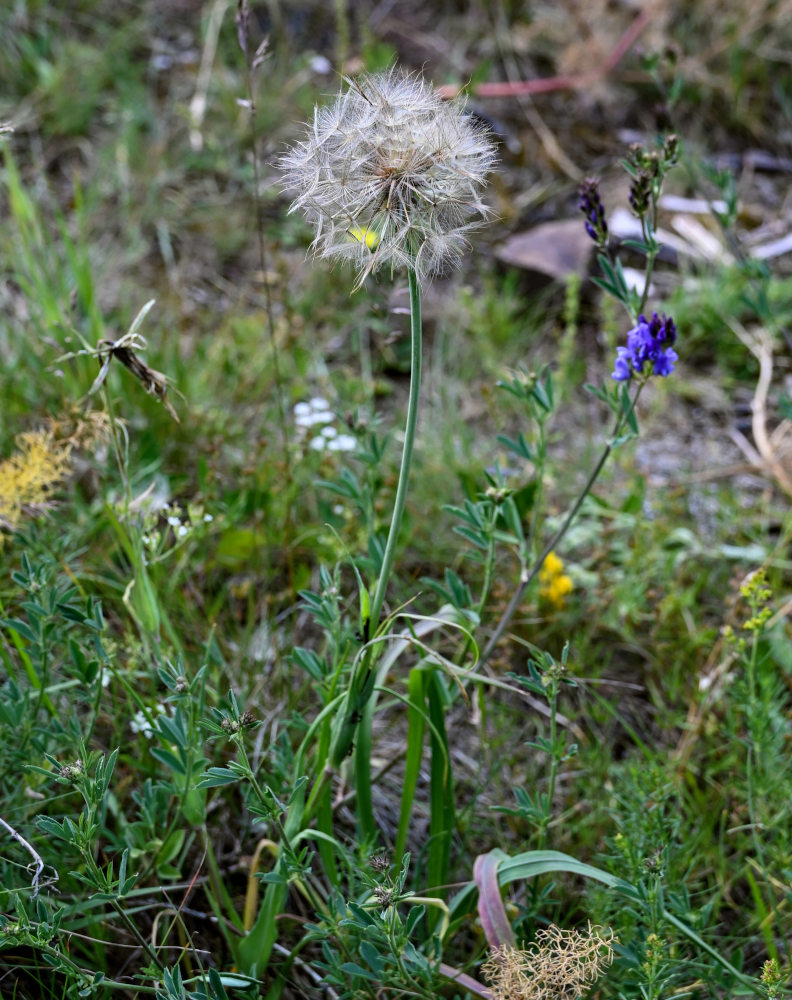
(480, 380, 646, 666)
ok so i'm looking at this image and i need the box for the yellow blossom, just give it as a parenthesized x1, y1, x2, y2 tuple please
(539, 551, 573, 608)
(0, 430, 72, 539)
(347, 225, 380, 250)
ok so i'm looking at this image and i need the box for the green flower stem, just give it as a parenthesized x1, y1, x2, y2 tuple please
(370, 266, 422, 631)
(637, 201, 660, 317)
(27, 942, 158, 994)
(480, 380, 646, 666)
(341, 268, 422, 837)
(83, 853, 165, 973)
(475, 520, 497, 618)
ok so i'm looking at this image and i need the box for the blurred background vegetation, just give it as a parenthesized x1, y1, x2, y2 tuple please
(1, 1, 792, 997)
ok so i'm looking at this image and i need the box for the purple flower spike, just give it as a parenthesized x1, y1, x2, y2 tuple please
(611, 312, 679, 381)
(579, 177, 608, 246)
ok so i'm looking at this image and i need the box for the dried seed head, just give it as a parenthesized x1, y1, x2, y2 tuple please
(373, 885, 396, 906)
(280, 68, 497, 288)
(483, 924, 615, 1000)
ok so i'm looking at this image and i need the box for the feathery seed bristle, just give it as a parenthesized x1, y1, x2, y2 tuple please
(280, 68, 497, 287)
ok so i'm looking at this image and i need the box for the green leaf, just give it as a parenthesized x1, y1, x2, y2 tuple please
(339, 962, 378, 981)
(197, 767, 240, 788)
(621, 238, 652, 254)
(57, 603, 88, 624)
(497, 849, 638, 898)
(497, 432, 534, 461)
(291, 647, 325, 682)
(1, 618, 37, 642)
(358, 941, 385, 975)
(157, 828, 186, 867)
(156, 711, 188, 749)
(453, 525, 489, 550)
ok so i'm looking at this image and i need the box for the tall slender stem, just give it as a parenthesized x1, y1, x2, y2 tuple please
(339, 269, 423, 828)
(370, 267, 423, 631)
(480, 381, 646, 665)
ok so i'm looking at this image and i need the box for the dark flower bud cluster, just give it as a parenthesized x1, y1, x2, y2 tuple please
(373, 885, 395, 906)
(628, 170, 653, 216)
(578, 177, 608, 246)
(612, 312, 678, 381)
(663, 133, 679, 166)
(626, 145, 658, 216)
(221, 710, 257, 735)
(626, 136, 679, 218)
(58, 758, 84, 782)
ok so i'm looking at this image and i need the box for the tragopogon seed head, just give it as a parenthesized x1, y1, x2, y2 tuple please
(280, 68, 497, 288)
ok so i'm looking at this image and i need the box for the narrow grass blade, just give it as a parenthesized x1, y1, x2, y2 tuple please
(496, 849, 638, 897)
(427, 670, 453, 922)
(315, 782, 340, 886)
(662, 908, 761, 993)
(355, 690, 376, 843)
(394, 667, 428, 862)
(236, 879, 287, 977)
(474, 851, 515, 948)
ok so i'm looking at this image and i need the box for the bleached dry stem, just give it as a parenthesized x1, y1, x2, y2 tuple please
(0, 815, 49, 899)
(729, 320, 792, 496)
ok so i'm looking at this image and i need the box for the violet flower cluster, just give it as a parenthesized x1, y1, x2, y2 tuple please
(578, 177, 608, 246)
(612, 312, 678, 381)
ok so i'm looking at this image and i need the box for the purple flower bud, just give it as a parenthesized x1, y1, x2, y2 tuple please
(579, 177, 608, 246)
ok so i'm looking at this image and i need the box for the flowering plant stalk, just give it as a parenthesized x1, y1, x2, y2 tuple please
(221, 67, 498, 974)
(482, 136, 681, 664)
(279, 70, 495, 774)
(325, 265, 422, 841)
(480, 374, 646, 664)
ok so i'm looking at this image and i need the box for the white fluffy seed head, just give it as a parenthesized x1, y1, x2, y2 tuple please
(280, 68, 497, 288)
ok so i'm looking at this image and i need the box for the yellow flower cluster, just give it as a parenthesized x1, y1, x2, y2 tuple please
(0, 430, 72, 539)
(538, 551, 573, 608)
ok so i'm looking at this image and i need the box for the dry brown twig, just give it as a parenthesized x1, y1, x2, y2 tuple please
(727, 320, 792, 496)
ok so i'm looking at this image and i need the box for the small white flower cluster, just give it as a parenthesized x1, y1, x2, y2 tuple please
(130, 703, 167, 739)
(280, 68, 497, 287)
(294, 397, 357, 453)
(139, 504, 214, 563)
